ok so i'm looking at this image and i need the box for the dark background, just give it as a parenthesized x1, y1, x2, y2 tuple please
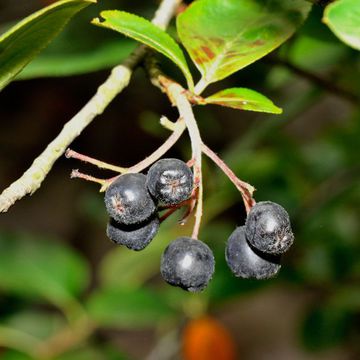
(0, 1, 359, 359)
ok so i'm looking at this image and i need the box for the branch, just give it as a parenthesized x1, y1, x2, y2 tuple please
(0, 0, 182, 213)
(65, 148, 127, 173)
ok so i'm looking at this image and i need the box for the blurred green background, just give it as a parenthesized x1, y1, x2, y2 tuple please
(0, 1, 359, 359)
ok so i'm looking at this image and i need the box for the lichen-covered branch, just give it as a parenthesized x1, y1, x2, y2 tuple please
(0, 0, 182, 213)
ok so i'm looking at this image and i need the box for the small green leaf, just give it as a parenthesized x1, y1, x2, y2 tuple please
(86, 287, 176, 328)
(204, 88, 282, 114)
(92, 11, 194, 90)
(0, 232, 89, 307)
(323, 0, 360, 50)
(177, 0, 311, 93)
(0, 0, 95, 91)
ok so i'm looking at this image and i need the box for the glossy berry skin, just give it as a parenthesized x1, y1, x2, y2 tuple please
(104, 173, 156, 225)
(160, 237, 215, 292)
(226, 226, 281, 279)
(106, 216, 159, 251)
(146, 158, 193, 205)
(245, 201, 294, 255)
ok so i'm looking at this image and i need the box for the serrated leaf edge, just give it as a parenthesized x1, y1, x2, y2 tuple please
(92, 11, 194, 90)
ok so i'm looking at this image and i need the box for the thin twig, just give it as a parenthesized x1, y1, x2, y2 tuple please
(98, 117, 187, 191)
(201, 143, 256, 213)
(128, 118, 186, 173)
(66, 149, 127, 173)
(70, 169, 107, 186)
(0, 0, 182, 213)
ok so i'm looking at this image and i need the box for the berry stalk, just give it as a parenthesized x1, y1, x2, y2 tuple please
(163, 81, 204, 239)
(66, 149, 127, 173)
(201, 143, 256, 213)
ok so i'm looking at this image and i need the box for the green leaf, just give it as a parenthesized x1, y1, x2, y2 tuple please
(0, 232, 89, 307)
(0, 0, 95, 91)
(177, 0, 311, 93)
(86, 287, 176, 328)
(92, 11, 194, 90)
(323, 0, 360, 50)
(204, 88, 282, 114)
(12, 4, 138, 80)
(17, 39, 136, 80)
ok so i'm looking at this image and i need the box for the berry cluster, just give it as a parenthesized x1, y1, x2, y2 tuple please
(226, 201, 294, 280)
(103, 155, 294, 292)
(104, 158, 208, 287)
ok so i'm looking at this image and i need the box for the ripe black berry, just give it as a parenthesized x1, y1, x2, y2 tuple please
(104, 173, 156, 225)
(160, 237, 215, 292)
(146, 158, 193, 205)
(106, 216, 159, 251)
(245, 201, 294, 255)
(226, 226, 281, 279)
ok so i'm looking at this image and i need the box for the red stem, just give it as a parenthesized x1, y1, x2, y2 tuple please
(201, 143, 256, 213)
(70, 170, 107, 186)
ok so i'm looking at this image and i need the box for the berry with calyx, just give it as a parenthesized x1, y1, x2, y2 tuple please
(146, 158, 193, 205)
(160, 237, 215, 292)
(106, 216, 159, 251)
(245, 201, 294, 255)
(226, 226, 281, 279)
(104, 173, 156, 225)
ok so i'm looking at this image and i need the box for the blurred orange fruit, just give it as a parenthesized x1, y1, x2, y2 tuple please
(182, 316, 237, 360)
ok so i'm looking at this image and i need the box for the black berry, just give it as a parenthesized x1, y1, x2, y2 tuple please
(226, 226, 281, 279)
(160, 237, 215, 292)
(106, 216, 159, 251)
(245, 201, 294, 255)
(104, 173, 156, 225)
(146, 158, 193, 205)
